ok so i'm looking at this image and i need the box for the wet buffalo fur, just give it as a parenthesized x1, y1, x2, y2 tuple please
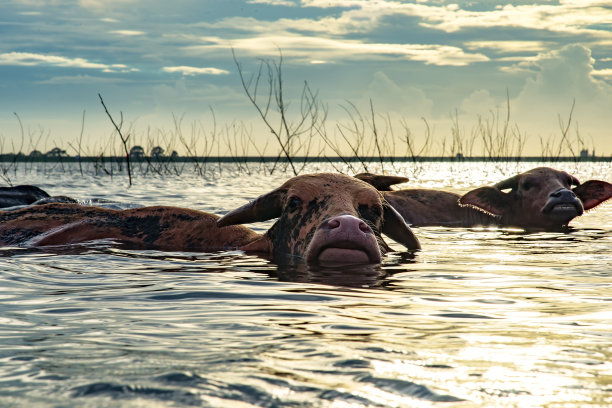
(0, 173, 420, 264)
(356, 167, 612, 230)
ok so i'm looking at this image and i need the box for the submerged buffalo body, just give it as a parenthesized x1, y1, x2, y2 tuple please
(0, 173, 419, 264)
(357, 167, 611, 230)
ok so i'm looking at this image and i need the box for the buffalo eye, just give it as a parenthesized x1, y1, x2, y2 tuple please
(521, 180, 534, 191)
(358, 204, 368, 215)
(358, 204, 381, 222)
(287, 196, 302, 211)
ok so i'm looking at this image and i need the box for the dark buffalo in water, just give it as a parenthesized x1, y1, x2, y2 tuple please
(0, 185, 50, 208)
(356, 167, 612, 230)
(0, 173, 419, 264)
(0, 185, 77, 210)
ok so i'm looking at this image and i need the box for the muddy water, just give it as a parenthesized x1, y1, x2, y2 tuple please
(0, 161, 610, 407)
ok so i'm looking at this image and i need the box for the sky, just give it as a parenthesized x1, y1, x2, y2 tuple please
(1, 0, 612, 157)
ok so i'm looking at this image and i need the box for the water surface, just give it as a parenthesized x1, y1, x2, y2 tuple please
(1, 161, 610, 407)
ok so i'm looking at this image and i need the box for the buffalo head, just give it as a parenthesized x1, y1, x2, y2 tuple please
(459, 167, 612, 229)
(218, 173, 420, 264)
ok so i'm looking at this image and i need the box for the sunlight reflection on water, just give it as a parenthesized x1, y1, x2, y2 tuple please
(0, 161, 610, 407)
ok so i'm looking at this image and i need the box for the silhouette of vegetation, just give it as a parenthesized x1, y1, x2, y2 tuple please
(98, 93, 133, 186)
(130, 145, 145, 159)
(0, 55, 606, 186)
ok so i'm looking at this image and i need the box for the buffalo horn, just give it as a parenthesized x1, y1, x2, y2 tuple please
(494, 175, 519, 191)
(217, 188, 284, 227)
(570, 175, 581, 186)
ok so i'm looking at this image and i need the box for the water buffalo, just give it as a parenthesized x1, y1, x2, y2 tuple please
(356, 167, 611, 230)
(0, 185, 50, 208)
(0, 173, 419, 264)
(0, 185, 77, 210)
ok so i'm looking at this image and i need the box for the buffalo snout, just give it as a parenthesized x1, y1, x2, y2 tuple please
(307, 214, 382, 265)
(542, 188, 584, 219)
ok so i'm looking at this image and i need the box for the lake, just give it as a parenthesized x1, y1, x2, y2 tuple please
(0, 161, 610, 407)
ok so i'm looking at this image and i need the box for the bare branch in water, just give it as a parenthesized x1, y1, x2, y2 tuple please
(98, 93, 132, 186)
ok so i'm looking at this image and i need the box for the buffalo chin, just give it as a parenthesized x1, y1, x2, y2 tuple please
(307, 241, 382, 265)
(317, 247, 373, 264)
(544, 203, 583, 223)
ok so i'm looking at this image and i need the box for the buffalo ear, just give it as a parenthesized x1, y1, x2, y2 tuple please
(354, 173, 409, 191)
(217, 188, 285, 227)
(382, 202, 420, 250)
(573, 180, 612, 211)
(459, 187, 511, 217)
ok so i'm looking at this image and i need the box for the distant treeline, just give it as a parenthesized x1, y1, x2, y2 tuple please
(0, 154, 610, 163)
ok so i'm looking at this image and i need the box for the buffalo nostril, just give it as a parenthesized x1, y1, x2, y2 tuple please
(326, 219, 340, 229)
(325, 215, 372, 234)
(560, 189, 575, 199)
(550, 188, 575, 199)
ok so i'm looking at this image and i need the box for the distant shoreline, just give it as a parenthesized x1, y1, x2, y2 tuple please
(0, 155, 610, 163)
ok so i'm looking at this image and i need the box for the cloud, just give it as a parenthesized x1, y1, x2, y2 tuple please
(592, 68, 612, 78)
(296, 0, 612, 36)
(413, 2, 612, 37)
(78, 0, 138, 9)
(188, 35, 488, 66)
(36, 74, 131, 85)
(10, 0, 55, 5)
(247, 0, 298, 5)
(12, 0, 138, 8)
(514, 45, 604, 96)
(278, 0, 612, 42)
(361, 71, 433, 118)
(192, 1, 610, 71)
(147, 79, 249, 118)
(465, 41, 551, 54)
(197, 15, 378, 36)
(511, 44, 612, 140)
(0, 52, 136, 72)
(162, 66, 230, 76)
(110, 30, 145, 36)
(460, 89, 497, 116)
(560, 0, 612, 5)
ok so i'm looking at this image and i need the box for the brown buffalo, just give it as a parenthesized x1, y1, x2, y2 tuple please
(0, 173, 419, 264)
(357, 167, 612, 230)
